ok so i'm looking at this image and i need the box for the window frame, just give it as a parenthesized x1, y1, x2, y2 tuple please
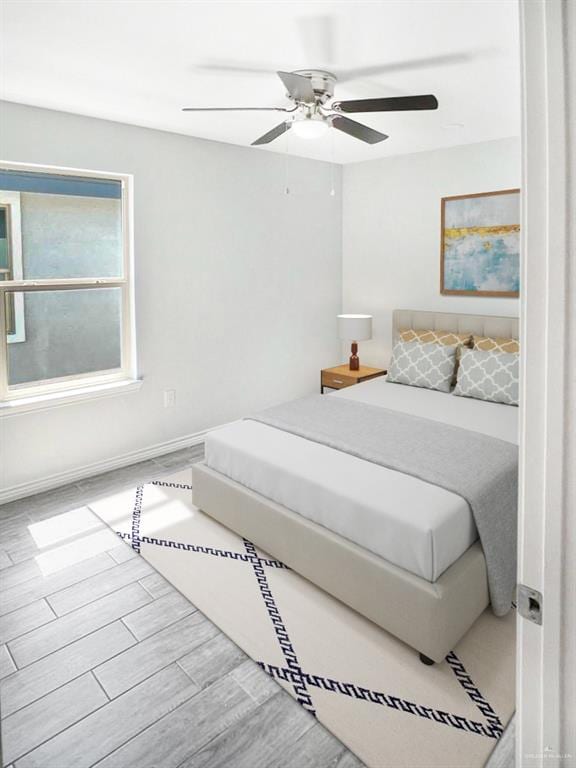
(0, 191, 26, 342)
(0, 161, 136, 404)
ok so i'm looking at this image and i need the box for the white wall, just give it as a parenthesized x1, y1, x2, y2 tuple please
(0, 101, 342, 497)
(0, 107, 520, 499)
(342, 138, 521, 366)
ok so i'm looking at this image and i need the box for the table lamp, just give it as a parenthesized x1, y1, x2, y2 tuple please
(338, 314, 373, 371)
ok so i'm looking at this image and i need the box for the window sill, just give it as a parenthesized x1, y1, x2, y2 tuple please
(0, 378, 143, 417)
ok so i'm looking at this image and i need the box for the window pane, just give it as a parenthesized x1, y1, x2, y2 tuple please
(0, 170, 123, 279)
(6, 288, 122, 386)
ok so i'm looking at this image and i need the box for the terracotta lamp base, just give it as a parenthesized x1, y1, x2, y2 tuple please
(349, 341, 360, 371)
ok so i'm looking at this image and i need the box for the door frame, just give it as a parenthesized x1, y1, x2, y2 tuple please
(518, 0, 575, 765)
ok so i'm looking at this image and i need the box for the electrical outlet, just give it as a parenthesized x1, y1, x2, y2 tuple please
(163, 389, 176, 408)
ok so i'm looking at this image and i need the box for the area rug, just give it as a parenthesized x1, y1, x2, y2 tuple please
(89, 468, 515, 768)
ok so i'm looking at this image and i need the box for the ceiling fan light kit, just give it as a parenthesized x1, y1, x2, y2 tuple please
(182, 69, 438, 146)
(291, 112, 330, 139)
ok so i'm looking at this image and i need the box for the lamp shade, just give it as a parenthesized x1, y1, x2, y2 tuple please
(337, 314, 373, 341)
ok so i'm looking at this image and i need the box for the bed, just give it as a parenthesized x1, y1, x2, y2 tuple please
(192, 309, 519, 663)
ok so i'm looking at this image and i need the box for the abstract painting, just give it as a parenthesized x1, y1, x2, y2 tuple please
(440, 189, 520, 297)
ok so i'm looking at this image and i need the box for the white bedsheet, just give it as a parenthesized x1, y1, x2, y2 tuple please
(204, 380, 518, 582)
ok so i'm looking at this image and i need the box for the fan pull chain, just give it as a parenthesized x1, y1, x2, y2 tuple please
(330, 124, 336, 197)
(284, 127, 290, 195)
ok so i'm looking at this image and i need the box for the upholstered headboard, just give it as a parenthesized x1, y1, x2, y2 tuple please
(392, 309, 519, 344)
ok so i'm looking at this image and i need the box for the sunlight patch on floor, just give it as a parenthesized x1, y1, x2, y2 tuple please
(27, 507, 102, 549)
(34, 527, 120, 576)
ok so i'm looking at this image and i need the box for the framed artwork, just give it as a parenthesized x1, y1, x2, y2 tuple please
(440, 188, 520, 297)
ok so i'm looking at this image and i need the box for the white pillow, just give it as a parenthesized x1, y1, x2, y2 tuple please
(386, 340, 457, 393)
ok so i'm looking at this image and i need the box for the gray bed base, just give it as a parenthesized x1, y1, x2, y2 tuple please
(192, 462, 490, 663)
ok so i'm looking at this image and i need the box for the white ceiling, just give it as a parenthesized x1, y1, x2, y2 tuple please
(0, 0, 521, 164)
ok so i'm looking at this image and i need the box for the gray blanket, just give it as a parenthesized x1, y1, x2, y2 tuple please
(248, 394, 517, 616)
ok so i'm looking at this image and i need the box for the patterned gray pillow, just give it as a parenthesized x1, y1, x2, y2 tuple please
(453, 348, 519, 406)
(387, 340, 457, 393)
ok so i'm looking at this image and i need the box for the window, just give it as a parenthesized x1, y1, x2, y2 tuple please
(0, 163, 136, 407)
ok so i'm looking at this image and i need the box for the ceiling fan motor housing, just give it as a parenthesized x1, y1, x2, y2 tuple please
(183, 69, 437, 146)
(291, 69, 337, 104)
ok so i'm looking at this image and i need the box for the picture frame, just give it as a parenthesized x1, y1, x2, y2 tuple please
(440, 188, 520, 297)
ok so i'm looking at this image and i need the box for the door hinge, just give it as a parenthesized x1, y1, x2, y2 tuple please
(517, 584, 543, 625)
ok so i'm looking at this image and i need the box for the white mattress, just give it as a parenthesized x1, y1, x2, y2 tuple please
(204, 380, 518, 582)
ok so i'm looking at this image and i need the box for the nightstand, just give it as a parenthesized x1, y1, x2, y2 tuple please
(321, 364, 387, 394)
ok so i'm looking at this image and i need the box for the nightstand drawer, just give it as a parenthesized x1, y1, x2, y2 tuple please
(321, 371, 355, 389)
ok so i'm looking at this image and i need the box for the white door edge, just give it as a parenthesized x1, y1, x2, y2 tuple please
(518, 1, 575, 766)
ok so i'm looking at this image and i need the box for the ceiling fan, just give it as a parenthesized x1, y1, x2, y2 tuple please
(182, 69, 438, 146)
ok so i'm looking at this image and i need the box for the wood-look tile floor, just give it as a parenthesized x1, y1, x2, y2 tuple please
(0, 447, 361, 768)
(0, 446, 514, 768)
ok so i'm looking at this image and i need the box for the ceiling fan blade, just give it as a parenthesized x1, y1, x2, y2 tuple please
(194, 61, 274, 77)
(251, 121, 291, 146)
(334, 52, 475, 83)
(296, 15, 335, 65)
(331, 116, 388, 144)
(182, 106, 289, 112)
(277, 71, 316, 103)
(332, 95, 439, 113)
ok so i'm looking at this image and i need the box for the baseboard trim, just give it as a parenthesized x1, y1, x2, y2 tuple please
(0, 421, 239, 505)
